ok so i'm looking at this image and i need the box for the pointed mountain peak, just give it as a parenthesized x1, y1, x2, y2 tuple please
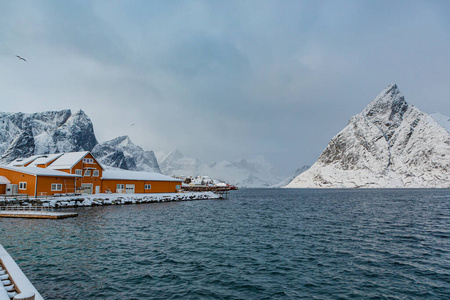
(370, 84, 403, 105)
(114, 135, 133, 146)
(102, 135, 134, 147)
(362, 84, 408, 121)
(71, 109, 90, 119)
(74, 109, 86, 115)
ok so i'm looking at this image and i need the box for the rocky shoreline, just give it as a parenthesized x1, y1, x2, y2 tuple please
(0, 192, 221, 208)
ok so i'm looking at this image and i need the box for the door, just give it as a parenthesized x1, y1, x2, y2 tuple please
(125, 184, 135, 194)
(81, 183, 93, 194)
(95, 186, 100, 194)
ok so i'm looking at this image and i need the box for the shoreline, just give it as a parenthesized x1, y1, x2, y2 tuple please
(0, 192, 221, 209)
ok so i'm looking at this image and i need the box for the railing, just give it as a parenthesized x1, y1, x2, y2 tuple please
(0, 194, 29, 201)
(0, 206, 54, 212)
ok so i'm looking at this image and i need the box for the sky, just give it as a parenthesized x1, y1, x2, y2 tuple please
(1, 0, 450, 176)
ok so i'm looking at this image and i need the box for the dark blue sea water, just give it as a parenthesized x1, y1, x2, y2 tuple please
(1, 189, 449, 299)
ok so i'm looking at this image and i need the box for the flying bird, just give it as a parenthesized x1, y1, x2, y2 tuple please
(15, 55, 26, 62)
(131, 123, 135, 126)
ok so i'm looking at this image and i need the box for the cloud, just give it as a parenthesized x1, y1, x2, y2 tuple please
(0, 0, 449, 175)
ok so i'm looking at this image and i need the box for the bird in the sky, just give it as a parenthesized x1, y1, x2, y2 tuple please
(15, 55, 26, 62)
(131, 123, 135, 126)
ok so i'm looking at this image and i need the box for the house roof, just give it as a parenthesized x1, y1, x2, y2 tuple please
(102, 170, 182, 182)
(8, 155, 41, 167)
(27, 153, 64, 167)
(46, 151, 104, 170)
(0, 176, 11, 184)
(0, 166, 81, 177)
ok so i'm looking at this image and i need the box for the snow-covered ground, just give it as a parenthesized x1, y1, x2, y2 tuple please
(33, 192, 221, 208)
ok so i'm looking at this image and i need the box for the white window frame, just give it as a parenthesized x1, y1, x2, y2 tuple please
(144, 184, 151, 190)
(117, 184, 124, 190)
(51, 183, 62, 191)
(19, 182, 27, 190)
(84, 169, 91, 176)
(176, 185, 181, 189)
(75, 169, 82, 176)
(93, 170, 99, 177)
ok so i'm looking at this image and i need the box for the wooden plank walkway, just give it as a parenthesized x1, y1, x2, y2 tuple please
(0, 244, 44, 300)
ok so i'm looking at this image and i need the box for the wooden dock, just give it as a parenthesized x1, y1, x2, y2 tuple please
(1, 244, 44, 300)
(0, 206, 78, 219)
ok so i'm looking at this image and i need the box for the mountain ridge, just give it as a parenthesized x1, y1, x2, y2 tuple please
(286, 84, 450, 188)
(0, 109, 97, 163)
(92, 135, 161, 173)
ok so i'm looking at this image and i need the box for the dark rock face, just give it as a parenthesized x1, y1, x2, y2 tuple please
(1, 127, 35, 161)
(0, 109, 161, 173)
(0, 109, 98, 163)
(92, 136, 161, 173)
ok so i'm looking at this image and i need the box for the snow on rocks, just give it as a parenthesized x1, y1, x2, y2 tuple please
(39, 192, 220, 208)
(92, 136, 161, 173)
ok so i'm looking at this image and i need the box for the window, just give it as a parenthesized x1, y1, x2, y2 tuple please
(176, 185, 181, 190)
(83, 158, 94, 164)
(144, 184, 151, 190)
(117, 184, 124, 190)
(19, 182, 27, 190)
(51, 183, 62, 191)
(84, 169, 91, 176)
(93, 170, 99, 177)
(75, 169, 82, 176)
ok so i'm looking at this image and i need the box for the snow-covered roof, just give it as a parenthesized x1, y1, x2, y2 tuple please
(102, 170, 182, 182)
(27, 153, 64, 167)
(46, 151, 99, 170)
(8, 155, 41, 167)
(0, 176, 11, 184)
(0, 165, 81, 177)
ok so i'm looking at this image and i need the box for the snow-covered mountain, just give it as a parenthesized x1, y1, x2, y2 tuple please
(286, 84, 450, 188)
(159, 149, 283, 188)
(0, 110, 97, 163)
(0, 109, 161, 173)
(92, 136, 160, 173)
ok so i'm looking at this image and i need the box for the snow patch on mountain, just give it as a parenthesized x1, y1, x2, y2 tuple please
(286, 84, 450, 188)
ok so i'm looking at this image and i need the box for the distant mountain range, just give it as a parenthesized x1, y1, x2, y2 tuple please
(3, 84, 447, 189)
(159, 149, 284, 188)
(286, 84, 450, 188)
(0, 109, 283, 187)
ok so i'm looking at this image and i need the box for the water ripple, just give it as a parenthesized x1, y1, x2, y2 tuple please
(1, 189, 449, 299)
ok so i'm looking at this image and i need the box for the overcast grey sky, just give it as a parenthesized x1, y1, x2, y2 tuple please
(1, 0, 450, 175)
